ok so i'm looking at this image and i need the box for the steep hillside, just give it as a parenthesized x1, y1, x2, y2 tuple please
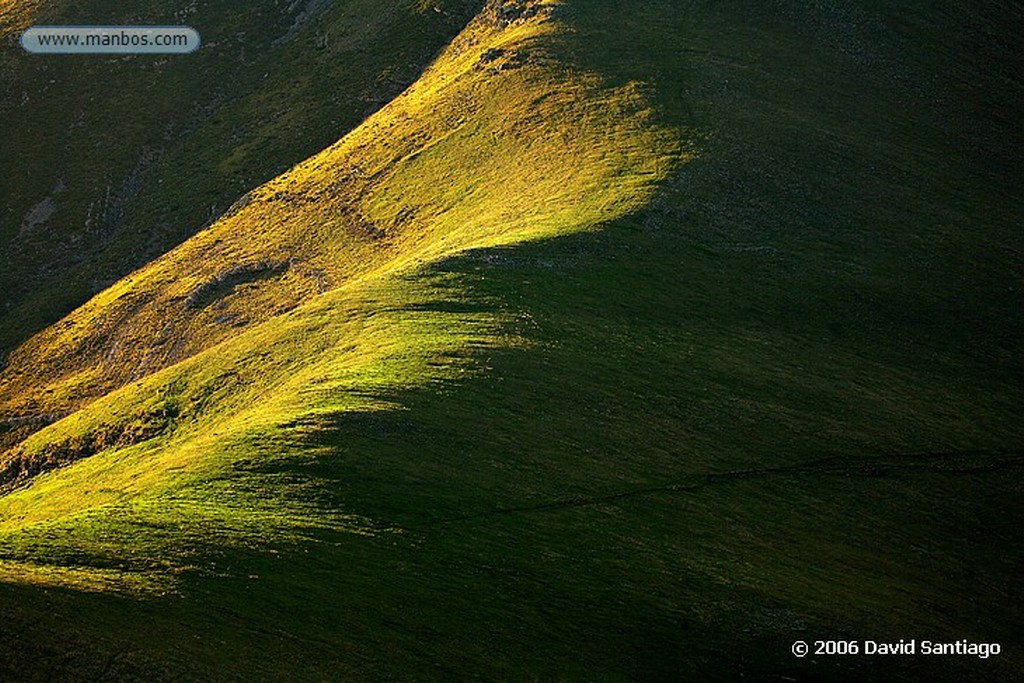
(0, 0, 684, 477)
(1, 0, 1022, 681)
(0, 0, 478, 354)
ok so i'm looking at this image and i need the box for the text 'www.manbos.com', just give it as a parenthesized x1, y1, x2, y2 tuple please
(21, 26, 200, 54)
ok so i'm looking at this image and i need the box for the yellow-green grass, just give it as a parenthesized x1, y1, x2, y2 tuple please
(1, 4, 684, 421)
(0, 1, 689, 589)
(0, 0, 481, 356)
(0, 0, 1022, 680)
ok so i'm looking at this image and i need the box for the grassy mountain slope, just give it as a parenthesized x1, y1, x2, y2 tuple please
(1, 0, 1022, 680)
(0, 0, 479, 355)
(0, 0, 684, 480)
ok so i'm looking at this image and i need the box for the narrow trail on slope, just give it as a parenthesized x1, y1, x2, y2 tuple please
(423, 450, 1024, 526)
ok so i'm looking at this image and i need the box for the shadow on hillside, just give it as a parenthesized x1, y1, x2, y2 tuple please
(2, 1, 1023, 680)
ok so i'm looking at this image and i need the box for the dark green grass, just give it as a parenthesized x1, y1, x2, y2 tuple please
(2, 206, 1021, 680)
(1, 0, 1022, 680)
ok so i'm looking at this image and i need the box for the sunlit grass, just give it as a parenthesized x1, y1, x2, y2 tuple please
(0, 0, 40, 36)
(1, 1, 1021, 680)
(0, 3, 690, 591)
